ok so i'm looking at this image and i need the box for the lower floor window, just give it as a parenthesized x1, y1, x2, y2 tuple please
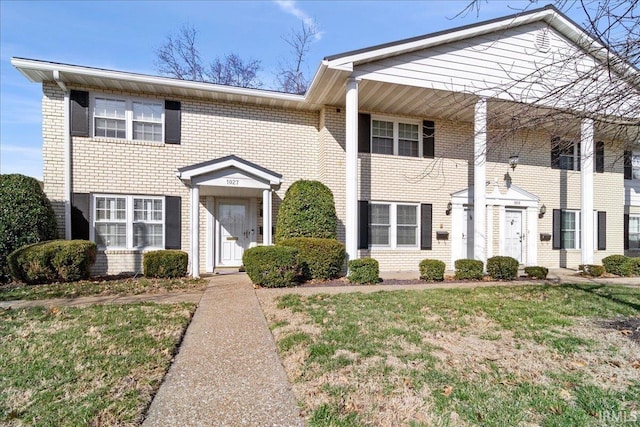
(93, 195, 165, 249)
(630, 215, 640, 249)
(561, 210, 581, 249)
(370, 202, 418, 248)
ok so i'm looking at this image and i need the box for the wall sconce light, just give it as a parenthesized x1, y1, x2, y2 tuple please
(509, 155, 519, 170)
(446, 201, 452, 216)
(539, 204, 547, 218)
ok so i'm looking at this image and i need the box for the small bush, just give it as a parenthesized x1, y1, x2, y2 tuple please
(278, 237, 345, 281)
(524, 266, 549, 280)
(486, 256, 519, 280)
(243, 245, 301, 288)
(419, 259, 445, 282)
(8, 240, 96, 285)
(579, 264, 605, 277)
(602, 255, 630, 276)
(275, 180, 337, 243)
(624, 257, 640, 276)
(347, 258, 379, 285)
(143, 250, 188, 278)
(454, 259, 484, 280)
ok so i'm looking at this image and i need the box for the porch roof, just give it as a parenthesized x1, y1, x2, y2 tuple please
(176, 155, 283, 186)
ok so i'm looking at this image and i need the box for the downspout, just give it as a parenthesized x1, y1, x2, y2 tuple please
(53, 70, 72, 240)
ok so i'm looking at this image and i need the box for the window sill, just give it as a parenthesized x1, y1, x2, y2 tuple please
(365, 153, 426, 162)
(99, 248, 163, 254)
(75, 136, 165, 147)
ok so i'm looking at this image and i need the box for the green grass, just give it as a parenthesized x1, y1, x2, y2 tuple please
(0, 302, 196, 425)
(269, 284, 640, 426)
(0, 276, 206, 301)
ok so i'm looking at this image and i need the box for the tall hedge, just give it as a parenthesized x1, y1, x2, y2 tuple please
(0, 174, 58, 282)
(275, 180, 337, 243)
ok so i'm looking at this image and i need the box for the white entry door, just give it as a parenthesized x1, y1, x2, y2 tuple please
(218, 202, 248, 266)
(460, 207, 474, 260)
(505, 209, 523, 263)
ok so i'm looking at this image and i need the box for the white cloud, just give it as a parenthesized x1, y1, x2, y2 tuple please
(274, 0, 323, 40)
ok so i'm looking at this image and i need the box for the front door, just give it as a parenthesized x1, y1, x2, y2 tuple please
(505, 209, 523, 263)
(218, 202, 248, 266)
(460, 207, 474, 260)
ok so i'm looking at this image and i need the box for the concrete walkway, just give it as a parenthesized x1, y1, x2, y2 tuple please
(143, 273, 304, 427)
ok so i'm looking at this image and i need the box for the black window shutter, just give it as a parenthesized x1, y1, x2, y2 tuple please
(552, 209, 562, 249)
(71, 192, 90, 240)
(358, 200, 369, 249)
(70, 90, 89, 137)
(422, 120, 435, 159)
(165, 100, 181, 144)
(624, 213, 630, 250)
(624, 151, 632, 180)
(420, 203, 433, 250)
(595, 141, 605, 173)
(165, 196, 182, 249)
(597, 211, 606, 250)
(550, 137, 561, 169)
(358, 113, 371, 153)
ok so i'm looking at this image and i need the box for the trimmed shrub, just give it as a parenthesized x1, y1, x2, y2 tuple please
(602, 255, 631, 276)
(486, 256, 519, 280)
(347, 258, 379, 285)
(275, 180, 337, 243)
(624, 257, 640, 276)
(279, 237, 345, 280)
(243, 245, 301, 288)
(419, 259, 445, 282)
(524, 266, 549, 280)
(579, 264, 605, 277)
(143, 250, 188, 278)
(454, 259, 484, 280)
(8, 240, 96, 285)
(0, 174, 58, 282)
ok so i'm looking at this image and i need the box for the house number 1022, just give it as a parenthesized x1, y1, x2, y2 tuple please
(226, 179, 240, 186)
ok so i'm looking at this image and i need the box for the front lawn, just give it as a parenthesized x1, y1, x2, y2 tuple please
(0, 277, 206, 301)
(263, 284, 640, 426)
(0, 302, 195, 425)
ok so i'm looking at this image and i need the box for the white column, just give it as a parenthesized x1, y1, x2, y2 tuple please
(474, 98, 487, 264)
(190, 185, 200, 278)
(486, 205, 494, 259)
(345, 77, 359, 262)
(263, 189, 273, 246)
(206, 196, 214, 272)
(63, 90, 72, 240)
(581, 118, 595, 265)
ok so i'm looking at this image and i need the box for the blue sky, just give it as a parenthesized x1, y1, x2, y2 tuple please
(0, 0, 586, 180)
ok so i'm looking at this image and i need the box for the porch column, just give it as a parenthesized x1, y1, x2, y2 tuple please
(581, 118, 595, 264)
(190, 185, 200, 278)
(473, 98, 487, 264)
(263, 189, 273, 246)
(345, 77, 359, 262)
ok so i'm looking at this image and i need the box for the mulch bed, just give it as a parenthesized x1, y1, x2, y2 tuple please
(297, 275, 542, 288)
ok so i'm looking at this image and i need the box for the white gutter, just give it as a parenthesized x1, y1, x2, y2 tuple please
(53, 69, 72, 240)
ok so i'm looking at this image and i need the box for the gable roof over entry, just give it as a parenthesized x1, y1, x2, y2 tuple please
(176, 155, 283, 186)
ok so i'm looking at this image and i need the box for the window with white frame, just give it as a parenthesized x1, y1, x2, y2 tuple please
(371, 118, 420, 157)
(370, 202, 419, 248)
(632, 152, 640, 180)
(93, 195, 164, 249)
(629, 215, 640, 249)
(552, 138, 581, 171)
(561, 210, 581, 249)
(93, 96, 164, 142)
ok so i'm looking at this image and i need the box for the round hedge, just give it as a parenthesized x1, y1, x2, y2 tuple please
(0, 174, 58, 282)
(275, 180, 337, 243)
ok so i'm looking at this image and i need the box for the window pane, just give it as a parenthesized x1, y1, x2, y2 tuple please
(133, 122, 162, 141)
(397, 226, 417, 245)
(630, 217, 640, 234)
(370, 204, 390, 225)
(95, 223, 126, 248)
(398, 139, 418, 157)
(562, 212, 575, 229)
(133, 102, 162, 122)
(133, 223, 163, 248)
(95, 197, 126, 221)
(398, 123, 418, 140)
(562, 231, 575, 249)
(397, 205, 417, 225)
(371, 225, 390, 245)
(95, 118, 126, 139)
(134, 198, 163, 221)
(372, 120, 393, 138)
(95, 98, 125, 119)
(372, 137, 393, 154)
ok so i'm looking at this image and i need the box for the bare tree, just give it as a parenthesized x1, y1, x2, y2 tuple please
(156, 24, 263, 88)
(276, 22, 318, 94)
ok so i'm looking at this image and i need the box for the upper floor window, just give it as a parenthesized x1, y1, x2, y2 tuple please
(371, 118, 421, 157)
(551, 138, 581, 171)
(93, 96, 164, 142)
